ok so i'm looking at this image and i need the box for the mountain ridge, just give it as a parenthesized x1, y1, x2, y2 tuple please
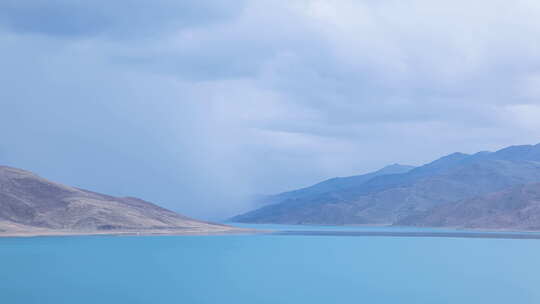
(397, 182, 540, 230)
(0, 165, 243, 236)
(232, 143, 540, 229)
(251, 163, 415, 208)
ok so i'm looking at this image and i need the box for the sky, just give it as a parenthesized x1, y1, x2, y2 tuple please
(2, 1, 540, 219)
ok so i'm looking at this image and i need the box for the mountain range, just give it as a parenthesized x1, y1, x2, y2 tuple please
(249, 163, 415, 208)
(232, 143, 540, 230)
(0, 166, 243, 236)
(397, 182, 540, 230)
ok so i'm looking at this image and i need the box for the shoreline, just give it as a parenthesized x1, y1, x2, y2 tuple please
(0, 228, 264, 238)
(276, 230, 540, 240)
(233, 222, 540, 234)
(4, 223, 540, 240)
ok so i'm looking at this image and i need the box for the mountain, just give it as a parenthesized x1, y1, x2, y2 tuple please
(397, 182, 540, 231)
(252, 164, 415, 207)
(232, 143, 540, 226)
(0, 166, 242, 236)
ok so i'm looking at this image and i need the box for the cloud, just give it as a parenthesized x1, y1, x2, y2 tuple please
(2, 1, 540, 219)
(0, 0, 245, 38)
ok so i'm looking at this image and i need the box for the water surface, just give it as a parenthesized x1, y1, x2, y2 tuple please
(1, 226, 539, 303)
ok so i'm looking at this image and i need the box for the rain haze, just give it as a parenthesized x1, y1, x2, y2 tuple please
(2, 0, 540, 220)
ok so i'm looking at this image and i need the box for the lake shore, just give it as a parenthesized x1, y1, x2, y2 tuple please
(4, 223, 540, 240)
(0, 227, 263, 238)
(277, 230, 540, 240)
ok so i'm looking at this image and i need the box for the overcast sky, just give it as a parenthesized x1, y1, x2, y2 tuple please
(2, 1, 540, 219)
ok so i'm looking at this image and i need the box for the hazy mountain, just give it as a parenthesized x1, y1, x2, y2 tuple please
(252, 164, 415, 207)
(232, 143, 540, 226)
(0, 166, 241, 236)
(397, 182, 540, 231)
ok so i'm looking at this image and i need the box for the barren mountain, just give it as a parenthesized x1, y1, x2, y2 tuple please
(0, 166, 242, 236)
(232, 144, 540, 227)
(251, 164, 415, 208)
(397, 182, 540, 230)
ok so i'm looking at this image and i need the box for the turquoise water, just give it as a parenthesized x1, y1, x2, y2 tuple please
(1, 227, 540, 303)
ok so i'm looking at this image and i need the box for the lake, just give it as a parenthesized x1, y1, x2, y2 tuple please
(1, 225, 539, 303)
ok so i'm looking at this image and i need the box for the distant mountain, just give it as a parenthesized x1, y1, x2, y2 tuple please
(232, 143, 540, 228)
(0, 166, 241, 236)
(397, 182, 540, 231)
(252, 164, 415, 207)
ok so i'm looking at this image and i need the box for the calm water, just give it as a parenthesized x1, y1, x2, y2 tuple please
(1, 225, 540, 304)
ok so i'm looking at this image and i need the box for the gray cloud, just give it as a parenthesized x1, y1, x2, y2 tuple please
(2, 1, 540, 219)
(0, 0, 245, 38)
